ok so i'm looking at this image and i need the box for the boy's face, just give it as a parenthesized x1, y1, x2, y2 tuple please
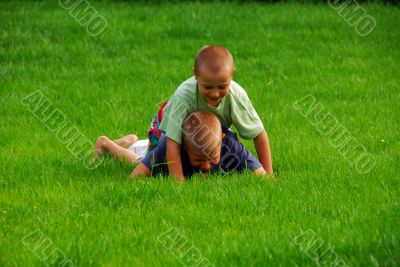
(186, 145, 221, 171)
(195, 66, 233, 107)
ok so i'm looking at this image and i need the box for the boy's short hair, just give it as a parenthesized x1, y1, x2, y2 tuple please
(194, 45, 234, 74)
(182, 111, 222, 155)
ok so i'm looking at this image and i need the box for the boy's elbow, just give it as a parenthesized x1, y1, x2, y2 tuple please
(131, 163, 151, 179)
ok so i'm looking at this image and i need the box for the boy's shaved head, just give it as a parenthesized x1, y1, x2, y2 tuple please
(182, 111, 222, 155)
(194, 45, 234, 75)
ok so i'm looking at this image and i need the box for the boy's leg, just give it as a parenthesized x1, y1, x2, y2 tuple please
(114, 134, 138, 148)
(94, 136, 138, 163)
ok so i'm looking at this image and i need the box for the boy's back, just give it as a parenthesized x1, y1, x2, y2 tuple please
(141, 130, 262, 177)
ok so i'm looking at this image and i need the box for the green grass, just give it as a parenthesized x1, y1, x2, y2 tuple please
(1, 1, 399, 266)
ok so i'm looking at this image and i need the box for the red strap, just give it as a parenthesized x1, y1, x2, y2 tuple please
(157, 102, 168, 123)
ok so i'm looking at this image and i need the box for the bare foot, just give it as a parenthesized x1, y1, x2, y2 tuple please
(94, 136, 109, 159)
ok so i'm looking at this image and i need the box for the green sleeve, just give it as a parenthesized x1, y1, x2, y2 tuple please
(230, 90, 264, 140)
(159, 95, 192, 144)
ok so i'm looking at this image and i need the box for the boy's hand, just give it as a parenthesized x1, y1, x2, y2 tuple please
(166, 137, 185, 182)
(253, 129, 273, 175)
(254, 167, 267, 175)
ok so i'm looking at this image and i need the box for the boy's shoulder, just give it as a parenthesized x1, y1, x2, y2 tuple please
(220, 130, 244, 155)
(228, 80, 250, 101)
(215, 130, 262, 173)
(174, 77, 197, 96)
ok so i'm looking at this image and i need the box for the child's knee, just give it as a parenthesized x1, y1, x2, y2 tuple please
(127, 134, 138, 144)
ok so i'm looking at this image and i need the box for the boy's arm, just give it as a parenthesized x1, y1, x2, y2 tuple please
(131, 162, 151, 178)
(166, 137, 184, 182)
(253, 129, 273, 174)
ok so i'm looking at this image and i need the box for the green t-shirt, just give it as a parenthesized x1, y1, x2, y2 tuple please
(159, 76, 264, 144)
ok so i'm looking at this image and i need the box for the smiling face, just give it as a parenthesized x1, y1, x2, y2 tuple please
(195, 66, 232, 107)
(193, 45, 235, 107)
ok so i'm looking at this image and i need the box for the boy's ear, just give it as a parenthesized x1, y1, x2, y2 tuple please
(193, 67, 198, 79)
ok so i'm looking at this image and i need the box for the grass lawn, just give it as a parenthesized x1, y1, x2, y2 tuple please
(1, 1, 399, 266)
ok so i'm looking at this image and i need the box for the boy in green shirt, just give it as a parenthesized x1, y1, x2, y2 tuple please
(159, 45, 273, 181)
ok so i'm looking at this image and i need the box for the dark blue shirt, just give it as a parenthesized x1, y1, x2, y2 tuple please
(141, 130, 262, 177)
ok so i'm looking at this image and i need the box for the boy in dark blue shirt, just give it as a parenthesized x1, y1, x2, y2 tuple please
(131, 112, 266, 178)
